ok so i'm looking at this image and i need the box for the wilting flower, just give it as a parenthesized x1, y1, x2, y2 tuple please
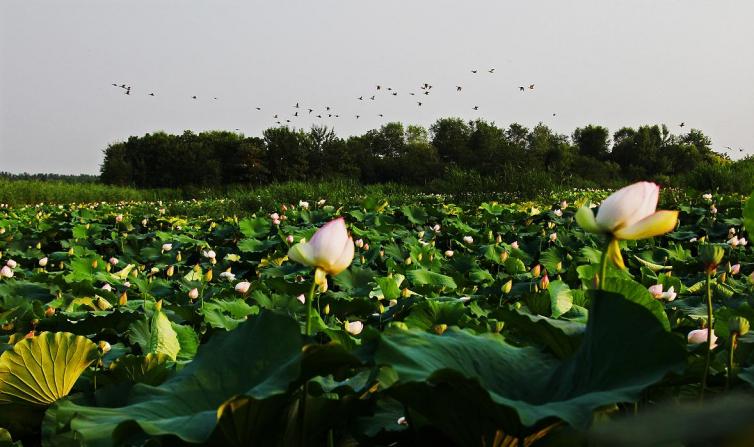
(344, 320, 364, 335)
(0, 266, 13, 278)
(188, 288, 199, 300)
(219, 271, 236, 281)
(38, 257, 48, 267)
(5, 259, 17, 269)
(728, 236, 748, 247)
(287, 217, 355, 277)
(235, 281, 251, 294)
(688, 328, 718, 349)
(463, 236, 474, 244)
(162, 243, 173, 252)
(648, 284, 676, 301)
(575, 182, 678, 268)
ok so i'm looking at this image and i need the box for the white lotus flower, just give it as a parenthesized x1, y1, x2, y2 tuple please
(38, 257, 48, 267)
(344, 320, 364, 335)
(287, 218, 354, 276)
(5, 259, 17, 269)
(1, 266, 13, 278)
(162, 243, 173, 252)
(463, 236, 473, 244)
(188, 288, 199, 300)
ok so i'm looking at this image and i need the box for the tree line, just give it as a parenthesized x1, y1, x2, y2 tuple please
(99, 119, 753, 194)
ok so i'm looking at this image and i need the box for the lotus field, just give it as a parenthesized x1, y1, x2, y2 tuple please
(3, 183, 754, 446)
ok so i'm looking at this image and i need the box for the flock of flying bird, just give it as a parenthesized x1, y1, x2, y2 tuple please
(109, 68, 547, 126)
(109, 72, 745, 153)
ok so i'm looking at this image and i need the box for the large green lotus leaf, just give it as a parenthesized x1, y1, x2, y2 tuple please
(108, 353, 173, 386)
(602, 278, 670, 331)
(45, 311, 303, 446)
(498, 307, 584, 359)
(0, 332, 98, 406)
(148, 308, 180, 360)
(375, 291, 686, 443)
(406, 269, 457, 290)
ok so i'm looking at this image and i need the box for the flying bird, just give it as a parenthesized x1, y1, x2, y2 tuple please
(256, 107, 261, 110)
(529, 84, 535, 90)
(417, 101, 422, 106)
(358, 96, 363, 100)
(294, 102, 299, 108)
(356, 115, 360, 119)
(308, 108, 314, 113)
(294, 111, 298, 117)
(148, 93, 155, 96)
(679, 122, 685, 127)
(471, 70, 478, 74)
(378, 114, 384, 117)
(519, 86, 525, 92)
(376, 85, 381, 90)
(392, 92, 398, 96)
(488, 68, 495, 73)
(316, 114, 322, 118)
(192, 95, 197, 99)
(472, 106, 479, 110)
(370, 96, 375, 100)
(456, 86, 462, 91)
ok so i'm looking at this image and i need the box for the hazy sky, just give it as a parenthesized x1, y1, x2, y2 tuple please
(1, 0, 753, 175)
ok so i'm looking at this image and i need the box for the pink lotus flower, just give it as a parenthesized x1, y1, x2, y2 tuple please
(511, 241, 519, 249)
(1, 266, 13, 278)
(688, 328, 718, 349)
(648, 284, 676, 301)
(5, 259, 17, 269)
(286, 235, 294, 244)
(235, 281, 251, 294)
(576, 182, 678, 240)
(287, 218, 354, 276)
(731, 264, 741, 275)
(188, 288, 199, 300)
(109, 257, 119, 266)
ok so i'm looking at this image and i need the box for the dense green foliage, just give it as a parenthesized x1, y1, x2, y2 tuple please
(1, 188, 754, 445)
(99, 121, 753, 193)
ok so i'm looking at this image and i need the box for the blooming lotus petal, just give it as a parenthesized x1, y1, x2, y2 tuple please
(612, 211, 678, 240)
(688, 329, 718, 349)
(648, 284, 663, 298)
(596, 182, 659, 232)
(287, 218, 354, 276)
(288, 242, 316, 266)
(328, 237, 355, 276)
(575, 207, 602, 233)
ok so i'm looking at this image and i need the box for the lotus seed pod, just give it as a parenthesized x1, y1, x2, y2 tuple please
(176, 252, 182, 262)
(68, 247, 74, 256)
(531, 264, 541, 278)
(36, 242, 41, 249)
(433, 324, 448, 335)
(44, 307, 55, 317)
(417, 254, 423, 262)
(401, 287, 411, 298)
(729, 317, 750, 336)
(105, 263, 111, 272)
(167, 265, 174, 277)
(500, 251, 509, 262)
(96, 297, 112, 310)
(324, 303, 330, 315)
(91, 259, 98, 269)
(204, 269, 213, 282)
(119, 291, 128, 306)
(404, 257, 412, 265)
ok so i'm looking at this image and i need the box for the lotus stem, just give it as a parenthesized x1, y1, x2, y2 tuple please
(305, 278, 317, 336)
(701, 271, 713, 401)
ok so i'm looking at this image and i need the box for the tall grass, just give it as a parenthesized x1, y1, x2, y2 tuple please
(0, 179, 182, 205)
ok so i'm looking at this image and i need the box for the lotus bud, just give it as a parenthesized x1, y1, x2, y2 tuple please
(343, 320, 363, 335)
(363, 243, 369, 251)
(176, 251, 182, 262)
(299, 200, 309, 209)
(531, 264, 541, 278)
(286, 235, 295, 244)
(389, 299, 398, 307)
(433, 224, 441, 233)
(162, 243, 173, 252)
(401, 287, 411, 298)
(36, 242, 41, 250)
(417, 231, 425, 239)
(501, 279, 513, 294)
(142, 218, 148, 226)
(491, 320, 504, 333)
(6, 259, 17, 269)
(281, 204, 288, 212)
(270, 212, 280, 220)
(463, 235, 473, 244)
(235, 281, 251, 294)
(539, 274, 550, 290)
(560, 200, 568, 209)
(731, 263, 741, 275)
(729, 317, 750, 337)
(0, 266, 13, 278)
(323, 303, 330, 315)
(115, 214, 123, 223)
(287, 218, 354, 277)
(710, 204, 717, 215)
(444, 250, 454, 257)
(404, 257, 412, 265)
(555, 261, 563, 271)
(549, 233, 557, 242)
(45, 307, 55, 317)
(553, 209, 563, 217)
(188, 288, 199, 300)
(39, 257, 48, 267)
(433, 324, 448, 335)
(511, 241, 519, 249)
(98, 341, 111, 354)
(109, 257, 119, 266)
(397, 416, 408, 426)
(699, 244, 725, 273)
(68, 247, 74, 256)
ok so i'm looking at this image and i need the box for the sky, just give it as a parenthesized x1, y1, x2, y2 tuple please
(1, 0, 753, 175)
